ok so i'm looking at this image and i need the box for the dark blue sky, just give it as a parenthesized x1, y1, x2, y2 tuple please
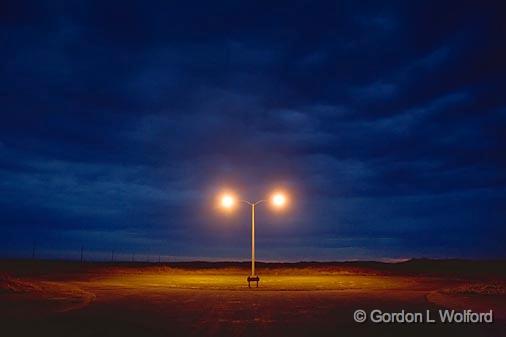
(1, 1, 505, 261)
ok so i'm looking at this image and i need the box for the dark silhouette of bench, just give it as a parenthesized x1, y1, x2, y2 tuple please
(247, 276, 260, 288)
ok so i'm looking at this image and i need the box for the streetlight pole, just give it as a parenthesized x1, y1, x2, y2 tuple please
(251, 203, 255, 277)
(219, 191, 287, 288)
(242, 200, 264, 287)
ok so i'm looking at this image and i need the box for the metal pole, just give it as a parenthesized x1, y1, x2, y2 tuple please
(251, 203, 255, 276)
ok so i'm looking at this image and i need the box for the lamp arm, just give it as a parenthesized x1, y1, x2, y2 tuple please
(241, 200, 266, 206)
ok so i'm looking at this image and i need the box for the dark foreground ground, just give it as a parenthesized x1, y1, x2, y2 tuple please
(0, 259, 505, 337)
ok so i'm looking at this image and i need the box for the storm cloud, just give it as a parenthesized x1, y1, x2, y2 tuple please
(1, 1, 505, 261)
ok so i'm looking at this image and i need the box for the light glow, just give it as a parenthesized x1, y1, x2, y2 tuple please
(221, 194, 235, 209)
(271, 193, 287, 208)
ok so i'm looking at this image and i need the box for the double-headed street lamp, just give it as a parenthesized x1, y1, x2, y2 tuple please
(219, 191, 288, 287)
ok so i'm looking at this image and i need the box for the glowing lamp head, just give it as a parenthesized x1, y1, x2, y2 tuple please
(221, 194, 235, 209)
(271, 193, 287, 208)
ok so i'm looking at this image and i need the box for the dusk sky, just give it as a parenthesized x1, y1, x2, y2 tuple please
(1, 1, 505, 261)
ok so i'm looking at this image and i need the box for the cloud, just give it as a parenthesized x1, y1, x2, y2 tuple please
(0, 0, 505, 260)
(350, 82, 397, 102)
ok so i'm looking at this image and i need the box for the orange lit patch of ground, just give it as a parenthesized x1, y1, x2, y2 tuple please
(1, 263, 504, 337)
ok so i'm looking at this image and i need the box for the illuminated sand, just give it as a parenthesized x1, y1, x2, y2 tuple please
(1, 262, 505, 337)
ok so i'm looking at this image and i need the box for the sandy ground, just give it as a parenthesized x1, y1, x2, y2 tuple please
(0, 263, 504, 337)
